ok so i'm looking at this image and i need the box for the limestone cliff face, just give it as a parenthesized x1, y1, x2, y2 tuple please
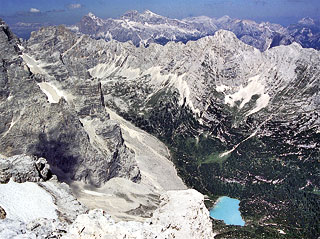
(0, 20, 140, 186)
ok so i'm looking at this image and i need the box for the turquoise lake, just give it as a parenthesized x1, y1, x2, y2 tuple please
(210, 196, 245, 226)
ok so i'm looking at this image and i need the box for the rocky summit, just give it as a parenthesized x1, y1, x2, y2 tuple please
(0, 14, 319, 239)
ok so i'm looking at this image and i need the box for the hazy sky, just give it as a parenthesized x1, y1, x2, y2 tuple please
(0, 0, 319, 25)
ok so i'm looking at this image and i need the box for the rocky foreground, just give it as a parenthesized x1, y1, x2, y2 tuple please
(0, 155, 214, 238)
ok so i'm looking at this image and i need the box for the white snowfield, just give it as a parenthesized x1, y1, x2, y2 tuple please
(21, 53, 47, 75)
(224, 75, 270, 116)
(0, 180, 58, 223)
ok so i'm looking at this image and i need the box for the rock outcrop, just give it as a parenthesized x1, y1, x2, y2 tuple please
(0, 207, 6, 220)
(0, 154, 213, 239)
(0, 154, 52, 183)
(62, 189, 214, 239)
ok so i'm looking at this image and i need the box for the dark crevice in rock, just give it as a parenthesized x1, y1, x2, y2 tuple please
(59, 53, 65, 65)
(98, 82, 105, 107)
(2, 25, 14, 42)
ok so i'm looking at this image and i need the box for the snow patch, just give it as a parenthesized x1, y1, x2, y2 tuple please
(216, 84, 230, 92)
(88, 55, 122, 79)
(37, 82, 67, 103)
(120, 67, 141, 78)
(144, 67, 201, 115)
(66, 25, 79, 32)
(170, 74, 200, 115)
(89, 63, 112, 79)
(82, 190, 109, 197)
(247, 93, 270, 116)
(17, 44, 25, 51)
(21, 53, 47, 75)
(224, 75, 270, 115)
(0, 180, 58, 223)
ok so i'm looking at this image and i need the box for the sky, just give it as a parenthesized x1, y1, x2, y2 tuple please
(0, 0, 319, 26)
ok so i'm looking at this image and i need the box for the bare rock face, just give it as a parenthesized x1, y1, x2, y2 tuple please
(145, 189, 214, 239)
(0, 207, 6, 220)
(0, 154, 52, 183)
(62, 189, 214, 239)
(0, 20, 140, 186)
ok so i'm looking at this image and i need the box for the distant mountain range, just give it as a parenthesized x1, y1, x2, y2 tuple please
(8, 10, 320, 51)
(69, 10, 320, 51)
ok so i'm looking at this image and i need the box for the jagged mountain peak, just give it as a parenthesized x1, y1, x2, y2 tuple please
(143, 9, 159, 16)
(216, 15, 232, 22)
(82, 12, 105, 27)
(214, 29, 238, 39)
(298, 17, 315, 25)
(209, 29, 252, 49)
(122, 9, 139, 17)
(121, 9, 166, 22)
(87, 12, 98, 19)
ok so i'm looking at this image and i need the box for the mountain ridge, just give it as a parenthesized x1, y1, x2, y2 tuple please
(6, 10, 320, 51)
(68, 10, 320, 51)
